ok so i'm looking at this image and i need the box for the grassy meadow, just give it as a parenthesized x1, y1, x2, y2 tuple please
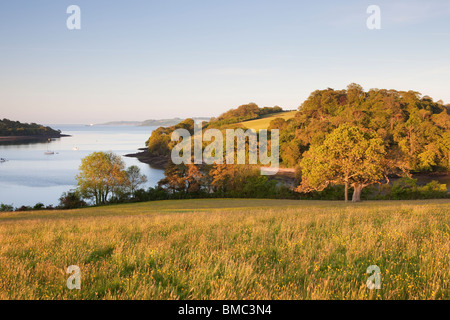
(239, 111, 297, 130)
(0, 198, 449, 300)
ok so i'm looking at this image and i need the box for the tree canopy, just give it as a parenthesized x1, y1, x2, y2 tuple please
(296, 124, 386, 202)
(207, 104, 283, 128)
(0, 118, 61, 137)
(144, 84, 449, 202)
(125, 165, 148, 194)
(284, 84, 449, 172)
(76, 151, 128, 205)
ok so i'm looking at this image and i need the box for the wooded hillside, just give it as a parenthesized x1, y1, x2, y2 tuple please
(0, 119, 62, 137)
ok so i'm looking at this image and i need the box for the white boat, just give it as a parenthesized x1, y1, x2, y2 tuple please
(73, 147, 79, 151)
(0, 158, 7, 163)
(44, 139, 55, 155)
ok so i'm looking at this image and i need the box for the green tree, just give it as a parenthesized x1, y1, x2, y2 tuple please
(296, 125, 386, 202)
(58, 190, 87, 209)
(125, 165, 148, 194)
(0, 203, 14, 212)
(76, 151, 128, 205)
(295, 85, 449, 174)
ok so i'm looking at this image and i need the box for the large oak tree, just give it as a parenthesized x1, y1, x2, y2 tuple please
(296, 124, 386, 202)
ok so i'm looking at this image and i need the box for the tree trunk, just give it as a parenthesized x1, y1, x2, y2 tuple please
(344, 182, 349, 202)
(352, 184, 363, 202)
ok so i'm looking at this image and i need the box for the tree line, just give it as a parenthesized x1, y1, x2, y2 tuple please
(276, 84, 449, 173)
(0, 119, 62, 137)
(145, 84, 449, 202)
(2, 84, 448, 210)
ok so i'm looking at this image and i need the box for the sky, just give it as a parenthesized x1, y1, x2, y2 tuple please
(1, 0, 449, 124)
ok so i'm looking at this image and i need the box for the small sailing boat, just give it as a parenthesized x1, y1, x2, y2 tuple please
(45, 139, 55, 155)
(0, 158, 7, 163)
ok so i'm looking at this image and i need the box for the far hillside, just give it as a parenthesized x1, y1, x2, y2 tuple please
(98, 117, 212, 127)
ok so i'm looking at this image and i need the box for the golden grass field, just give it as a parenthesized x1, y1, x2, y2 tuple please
(0, 198, 449, 300)
(239, 111, 297, 130)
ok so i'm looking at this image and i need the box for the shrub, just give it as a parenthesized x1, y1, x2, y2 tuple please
(0, 203, 14, 212)
(33, 203, 45, 210)
(418, 180, 448, 198)
(391, 177, 419, 199)
(380, 178, 448, 200)
(58, 190, 87, 209)
(15, 206, 32, 212)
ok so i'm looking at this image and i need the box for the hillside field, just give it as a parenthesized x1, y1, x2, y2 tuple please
(239, 111, 297, 130)
(0, 199, 449, 300)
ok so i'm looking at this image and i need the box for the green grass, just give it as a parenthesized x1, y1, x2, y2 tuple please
(0, 199, 449, 300)
(239, 111, 297, 130)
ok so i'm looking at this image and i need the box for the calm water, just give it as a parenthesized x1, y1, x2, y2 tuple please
(0, 125, 165, 207)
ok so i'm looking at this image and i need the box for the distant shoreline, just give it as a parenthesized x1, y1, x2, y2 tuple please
(98, 117, 212, 127)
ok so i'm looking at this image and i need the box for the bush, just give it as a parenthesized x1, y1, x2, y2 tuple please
(373, 178, 449, 200)
(239, 176, 278, 198)
(391, 177, 419, 199)
(58, 190, 87, 209)
(15, 206, 32, 212)
(418, 180, 448, 198)
(33, 203, 45, 210)
(0, 203, 14, 212)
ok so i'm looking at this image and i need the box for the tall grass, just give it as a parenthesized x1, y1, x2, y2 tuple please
(0, 199, 449, 300)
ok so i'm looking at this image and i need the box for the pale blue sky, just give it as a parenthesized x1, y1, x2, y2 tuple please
(1, 0, 449, 124)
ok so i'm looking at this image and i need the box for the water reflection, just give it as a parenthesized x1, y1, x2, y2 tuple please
(0, 138, 60, 146)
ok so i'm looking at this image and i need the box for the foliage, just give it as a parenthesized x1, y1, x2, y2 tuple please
(158, 163, 205, 194)
(144, 85, 448, 181)
(145, 118, 195, 156)
(145, 105, 287, 159)
(76, 152, 128, 205)
(0, 118, 61, 137)
(158, 162, 279, 199)
(297, 124, 387, 202)
(15, 206, 32, 212)
(207, 105, 285, 128)
(33, 203, 45, 210)
(216, 103, 260, 122)
(125, 166, 148, 194)
(291, 84, 450, 172)
(0, 204, 13, 212)
(240, 111, 297, 131)
(387, 178, 448, 200)
(58, 190, 87, 209)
